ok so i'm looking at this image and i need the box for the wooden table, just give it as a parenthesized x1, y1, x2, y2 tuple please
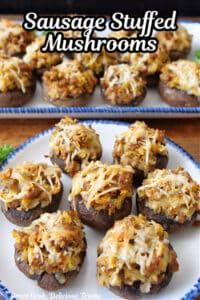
(0, 118, 199, 162)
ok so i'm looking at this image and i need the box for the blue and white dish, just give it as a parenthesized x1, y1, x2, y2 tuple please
(0, 120, 199, 300)
(0, 21, 200, 118)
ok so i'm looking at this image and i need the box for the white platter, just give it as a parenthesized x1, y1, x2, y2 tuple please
(0, 120, 199, 300)
(0, 21, 200, 118)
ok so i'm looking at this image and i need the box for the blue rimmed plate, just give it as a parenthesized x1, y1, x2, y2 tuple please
(0, 21, 200, 118)
(0, 120, 199, 300)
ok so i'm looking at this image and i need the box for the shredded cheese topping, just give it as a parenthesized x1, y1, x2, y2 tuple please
(156, 24, 192, 54)
(50, 116, 102, 176)
(97, 214, 178, 293)
(0, 56, 33, 93)
(113, 121, 168, 175)
(0, 162, 62, 211)
(43, 60, 97, 100)
(160, 59, 200, 96)
(100, 64, 146, 105)
(137, 167, 200, 223)
(74, 48, 119, 76)
(13, 211, 86, 278)
(23, 36, 63, 70)
(0, 19, 34, 56)
(122, 46, 168, 76)
(69, 161, 133, 215)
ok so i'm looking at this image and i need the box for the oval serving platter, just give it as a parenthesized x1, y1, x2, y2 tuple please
(0, 21, 200, 119)
(0, 120, 199, 300)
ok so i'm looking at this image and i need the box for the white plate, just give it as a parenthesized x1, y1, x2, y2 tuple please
(0, 120, 199, 300)
(0, 21, 200, 118)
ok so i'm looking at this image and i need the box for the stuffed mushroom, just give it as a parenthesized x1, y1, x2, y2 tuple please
(23, 36, 63, 79)
(0, 55, 36, 107)
(121, 46, 168, 87)
(0, 19, 34, 57)
(97, 214, 179, 298)
(49, 116, 102, 176)
(100, 64, 146, 106)
(42, 60, 97, 106)
(159, 59, 200, 107)
(113, 121, 168, 186)
(74, 48, 119, 78)
(137, 167, 200, 232)
(69, 161, 133, 230)
(13, 211, 86, 291)
(0, 162, 63, 226)
(156, 24, 192, 61)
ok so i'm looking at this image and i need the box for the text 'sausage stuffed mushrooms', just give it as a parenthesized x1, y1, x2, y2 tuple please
(97, 214, 179, 298)
(156, 24, 192, 61)
(69, 161, 133, 230)
(0, 19, 34, 57)
(23, 36, 63, 79)
(0, 162, 63, 226)
(121, 46, 169, 87)
(49, 117, 102, 176)
(74, 48, 119, 78)
(13, 211, 86, 291)
(113, 121, 168, 186)
(137, 167, 200, 232)
(0, 55, 36, 107)
(159, 59, 200, 107)
(100, 64, 146, 106)
(42, 60, 97, 106)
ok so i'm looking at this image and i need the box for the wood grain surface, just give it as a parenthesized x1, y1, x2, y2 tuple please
(0, 118, 199, 162)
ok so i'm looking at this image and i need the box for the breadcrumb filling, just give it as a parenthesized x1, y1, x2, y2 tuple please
(69, 161, 133, 214)
(113, 121, 168, 175)
(0, 162, 62, 211)
(160, 60, 200, 96)
(0, 56, 32, 93)
(97, 214, 178, 293)
(23, 36, 63, 70)
(121, 46, 168, 76)
(74, 48, 118, 76)
(156, 24, 192, 53)
(43, 60, 97, 100)
(50, 117, 102, 176)
(137, 167, 200, 223)
(0, 19, 34, 56)
(13, 211, 86, 278)
(100, 64, 146, 105)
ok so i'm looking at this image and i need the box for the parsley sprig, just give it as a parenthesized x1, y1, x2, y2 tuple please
(0, 145, 14, 165)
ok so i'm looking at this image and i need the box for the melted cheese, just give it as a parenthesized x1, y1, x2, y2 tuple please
(23, 36, 63, 70)
(13, 211, 86, 276)
(137, 167, 200, 222)
(0, 19, 34, 56)
(97, 214, 178, 292)
(113, 121, 168, 175)
(100, 64, 146, 105)
(160, 59, 200, 96)
(0, 56, 32, 93)
(70, 161, 133, 214)
(156, 24, 192, 53)
(0, 162, 62, 211)
(121, 46, 168, 75)
(50, 116, 102, 176)
(74, 48, 119, 76)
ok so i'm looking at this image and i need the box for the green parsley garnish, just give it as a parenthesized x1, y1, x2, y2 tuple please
(0, 145, 14, 165)
(195, 49, 200, 61)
